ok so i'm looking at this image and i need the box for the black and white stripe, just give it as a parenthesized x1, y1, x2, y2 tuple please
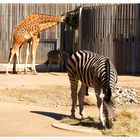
(45, 49, 70, 71)
(67, 50, 118, 129)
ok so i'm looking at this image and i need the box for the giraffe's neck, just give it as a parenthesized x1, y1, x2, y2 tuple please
(38, 22, 59, 32)
(12, 13, 66, 41)
(29, 13, 65, 24)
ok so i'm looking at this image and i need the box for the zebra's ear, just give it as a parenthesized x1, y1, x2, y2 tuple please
(111, 94, 119, 105)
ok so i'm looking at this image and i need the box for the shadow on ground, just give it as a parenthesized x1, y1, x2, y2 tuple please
(70, 117, 103, 130)
(30, 111, 102, 130)
(36, 64, 66, 73)
(30, 111, 68, 120)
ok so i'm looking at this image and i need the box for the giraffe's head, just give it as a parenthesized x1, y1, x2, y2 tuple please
(61, 15, 67, 23)
(63, 6, 81, 29)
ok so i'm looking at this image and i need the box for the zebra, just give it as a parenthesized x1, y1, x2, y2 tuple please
(67, 50, 118, 129)
(45, 49, 70, 71)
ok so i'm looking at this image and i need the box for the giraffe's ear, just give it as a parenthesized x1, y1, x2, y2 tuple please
(75, 6, 82, 10)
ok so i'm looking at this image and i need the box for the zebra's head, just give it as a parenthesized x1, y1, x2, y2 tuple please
(103, 94, 116, 129)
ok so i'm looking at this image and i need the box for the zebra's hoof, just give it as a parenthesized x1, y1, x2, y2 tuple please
(80, 115, 88, 120)
(99, 122, 106, 130)
(106, 121, 113, 129)
(69, 114, 76, 119)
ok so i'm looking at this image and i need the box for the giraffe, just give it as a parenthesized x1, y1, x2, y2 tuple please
(6, 13, 66, 74)
(12, 34, 40, 74)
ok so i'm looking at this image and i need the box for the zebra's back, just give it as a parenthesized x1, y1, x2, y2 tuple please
(67, 50, 117, 92)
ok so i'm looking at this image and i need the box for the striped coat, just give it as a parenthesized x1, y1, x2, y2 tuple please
(67, 50, 118, 129)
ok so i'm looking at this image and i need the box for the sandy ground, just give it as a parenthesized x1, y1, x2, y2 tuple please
(0, 64, 140, 136)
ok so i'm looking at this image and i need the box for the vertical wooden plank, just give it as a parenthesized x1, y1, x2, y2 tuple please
(134, 4, 138, 74)
(90, 7, 93, 51)
(111, 4, 115, 62)
(106, 5, 109, 57)
(104, 5, 107, 57)
(112, 5, 116, 64)
(0, 3, 139, 73)
(98, 6, 100, 54)
(115, 5, 119, 73)
(100, 5, 103, 55)
(126, 4, 129, 74)
(107, 5, 110, 58)
(94, 6, 97, 53)
(99, 6, 102, 55)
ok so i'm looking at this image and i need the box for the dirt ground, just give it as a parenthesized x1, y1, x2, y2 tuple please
(0, 64, 140, 136)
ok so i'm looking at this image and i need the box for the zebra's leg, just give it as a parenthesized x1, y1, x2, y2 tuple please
(58, 60, 61, 71)
(69, 77, 78, 118)
(45, 60, 49, 68)
(78, 84, 87, 119)
(62, 61, 64, 71)
(60, 59, 64, 71)
(49, 60, 52, 71)
(95, 88, 105, 128)
(59, 60, 62, 71)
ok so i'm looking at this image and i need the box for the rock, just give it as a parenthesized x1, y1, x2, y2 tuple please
(81, 86, 140, 106)
(115, 87, 139, 105)
(83, 90, 97, 106)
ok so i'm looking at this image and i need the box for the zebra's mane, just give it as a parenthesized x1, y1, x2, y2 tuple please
(104, 58, 112, 103)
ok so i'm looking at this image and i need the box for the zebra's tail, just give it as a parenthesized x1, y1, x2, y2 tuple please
(104, 58, 112, 103)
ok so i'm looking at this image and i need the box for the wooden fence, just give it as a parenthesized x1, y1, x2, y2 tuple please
(62, 4, 140, 74)
(0, 3, 140, 74)
(0, 4, 62, 63)
(18, 39, 57, 64)
(0, 3, 84, 63)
